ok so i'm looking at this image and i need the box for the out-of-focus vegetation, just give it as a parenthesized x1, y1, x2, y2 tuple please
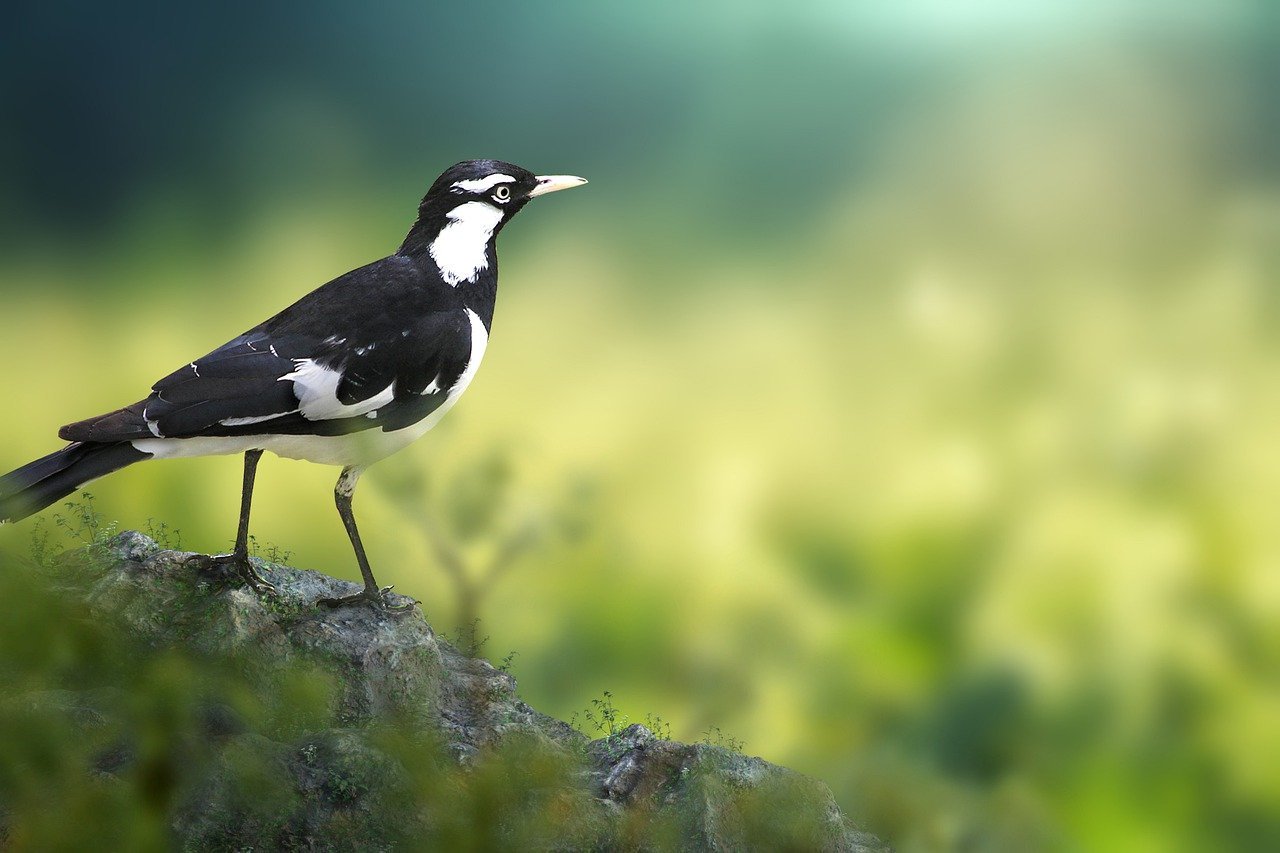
(1, 517, 850, 850)
(1, 2, 1276, 850)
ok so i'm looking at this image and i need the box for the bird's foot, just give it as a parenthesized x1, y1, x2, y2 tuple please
(317, 584, 416, 613)
(184, 553, 279, 597)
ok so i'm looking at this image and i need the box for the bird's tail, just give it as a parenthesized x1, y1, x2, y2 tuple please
(0, 442, 150, 524)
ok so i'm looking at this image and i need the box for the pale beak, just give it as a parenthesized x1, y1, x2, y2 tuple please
(528, 175, 588, 197)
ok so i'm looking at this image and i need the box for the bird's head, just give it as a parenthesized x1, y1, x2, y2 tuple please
(400, 160, 587, 268)
(429, 160, 587, 217)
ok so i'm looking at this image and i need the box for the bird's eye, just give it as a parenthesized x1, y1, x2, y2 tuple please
(493, 185, 511, 202)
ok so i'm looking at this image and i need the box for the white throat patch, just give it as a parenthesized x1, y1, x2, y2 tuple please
(429, 201, 503, 286)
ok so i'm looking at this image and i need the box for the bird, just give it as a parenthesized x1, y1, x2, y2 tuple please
(0, 160, 586, 610)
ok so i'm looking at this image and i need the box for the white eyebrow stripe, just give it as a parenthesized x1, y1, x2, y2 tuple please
(451, 174, 516, 193)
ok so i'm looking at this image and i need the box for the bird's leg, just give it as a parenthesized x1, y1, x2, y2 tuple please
(318, 467, 415, 612)
(185, 449, 277, 595)
(230, 449, 278, 593)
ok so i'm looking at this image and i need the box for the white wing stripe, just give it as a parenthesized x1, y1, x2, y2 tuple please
(220, 411, 299, 427)
(280, 359, 395, 420)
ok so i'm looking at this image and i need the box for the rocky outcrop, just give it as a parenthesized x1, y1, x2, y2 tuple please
(30, 531, 885, 850)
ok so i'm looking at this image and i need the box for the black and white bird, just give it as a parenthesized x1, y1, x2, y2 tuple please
(0, 160, 586, 609)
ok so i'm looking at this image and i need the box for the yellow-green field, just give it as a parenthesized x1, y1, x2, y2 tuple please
(1, 4, 1275, 849)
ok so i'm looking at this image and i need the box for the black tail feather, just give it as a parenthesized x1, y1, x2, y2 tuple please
(0, 442, 150, 523)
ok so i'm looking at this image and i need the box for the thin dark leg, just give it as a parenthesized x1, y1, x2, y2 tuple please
(183, 449, 276, 595)
(232, 449, 277, 592)
(233, 449, 263, 560)
(319, 466, 414, 611)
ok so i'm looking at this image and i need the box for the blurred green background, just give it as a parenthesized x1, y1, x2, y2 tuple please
(1, 1, 1276, 849)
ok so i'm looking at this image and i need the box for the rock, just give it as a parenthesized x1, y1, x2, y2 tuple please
(29, 532, 886, 851)
(588, 724, 883, 851)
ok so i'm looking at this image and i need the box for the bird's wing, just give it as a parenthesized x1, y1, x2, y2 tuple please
(60, 254, 481, 443)
(60, 309, 477, 442)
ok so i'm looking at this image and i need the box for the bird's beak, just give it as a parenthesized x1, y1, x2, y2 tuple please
(529, 175, 588, 197)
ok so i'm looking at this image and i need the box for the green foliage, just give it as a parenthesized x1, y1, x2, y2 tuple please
(442, 618, 488, 657)
(52, 492, 113, 545)
(246, 533, 292, 566)
(699, 726, 745, 753)
(645, 712, 673, 742)
(43, 493, 118, 564)
(679, 763, 852, 852)
(571, 693, 704, 754)
(143, 518, 182, 551)
(573, 690, 626, 739)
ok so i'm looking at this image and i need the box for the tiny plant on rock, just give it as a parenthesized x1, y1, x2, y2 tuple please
(699, 725, 746, 753)
(576, 690, 626, 738)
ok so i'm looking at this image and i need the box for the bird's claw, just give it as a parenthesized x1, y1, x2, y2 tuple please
(317, 584, 416, 613)
(185, 553, 278, 597)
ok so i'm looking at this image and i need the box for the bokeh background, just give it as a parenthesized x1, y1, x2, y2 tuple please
(2, 1, 1276, 849)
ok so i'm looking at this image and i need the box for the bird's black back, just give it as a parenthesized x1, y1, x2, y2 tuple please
(61, 250, 497, 443)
